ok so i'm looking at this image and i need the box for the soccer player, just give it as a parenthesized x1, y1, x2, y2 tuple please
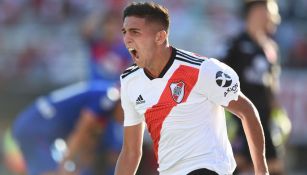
(115, 2, 268, 175)
(12, 80, 122, 175)
(223, 0, 283, 174)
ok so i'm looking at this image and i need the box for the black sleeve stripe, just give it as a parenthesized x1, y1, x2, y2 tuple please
(123, 64, 138, 74)
(175, 57, 202, 66)
(176, 50, 205, 63)
(176, 52, 203, 63)
(176, 55, 205, 65)
(121, 67, 140, 79)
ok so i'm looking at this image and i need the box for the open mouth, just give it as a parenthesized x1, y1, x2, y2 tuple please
(128, 48, 139, 61)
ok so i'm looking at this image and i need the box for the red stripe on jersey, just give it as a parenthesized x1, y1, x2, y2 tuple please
(144, 65, 199, 161)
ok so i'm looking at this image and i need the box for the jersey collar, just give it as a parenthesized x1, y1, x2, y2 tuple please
(144, 46, 176, 80)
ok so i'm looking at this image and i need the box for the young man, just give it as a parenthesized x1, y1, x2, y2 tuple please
(223, 0, 283, 174)
(116, 2, 268, 175)
(12, 80, 122, 175)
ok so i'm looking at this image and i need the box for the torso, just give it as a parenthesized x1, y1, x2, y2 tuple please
(121, 48, 239, 174)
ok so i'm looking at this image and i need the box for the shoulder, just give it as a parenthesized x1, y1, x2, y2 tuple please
(225, 32, 247, 49)
(174, 48, 207, 67)
(120, 64, 142, 92)
(201, 58, 233, 73)
(199, 58, 239, 90)
(121, 64, 140, 79)
(232, 32, 256, 51)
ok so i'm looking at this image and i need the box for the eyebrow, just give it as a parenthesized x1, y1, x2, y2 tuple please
(122, 28, 140, 33)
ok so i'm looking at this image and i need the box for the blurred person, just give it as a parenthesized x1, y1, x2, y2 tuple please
(12, 80, 123, 175)
(116, 2, 268, 175)
(82, 10, 132, 81)
(222, 0, 284, 174)
(94, 104, 124, 175)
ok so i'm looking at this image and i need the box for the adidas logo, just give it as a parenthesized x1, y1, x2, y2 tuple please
(136, 95, 145, 105)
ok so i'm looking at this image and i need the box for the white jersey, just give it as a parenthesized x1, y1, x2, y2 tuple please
(120, 47, 240, 175)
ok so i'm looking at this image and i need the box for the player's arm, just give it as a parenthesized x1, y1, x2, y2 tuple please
(115, 122, 144, 175)
(197, 58, 268, 174)
(224, 92, 269, 175)
(59, 109, 104, 174)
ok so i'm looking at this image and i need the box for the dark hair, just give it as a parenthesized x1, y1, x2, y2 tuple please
(123, 2, 170, 32)
(243, 0, 267, 17)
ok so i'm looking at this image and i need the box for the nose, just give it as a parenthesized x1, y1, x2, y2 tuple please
(123, 33, 132, 45)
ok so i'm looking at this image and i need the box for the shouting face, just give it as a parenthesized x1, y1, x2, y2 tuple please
(122, 16, 161, 68)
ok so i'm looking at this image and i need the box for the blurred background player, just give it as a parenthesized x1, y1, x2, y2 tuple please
(12, 80, 123, 175)
(8, 6, 132, 175)
(222, 0, 286, 174)
(94, 100, 124, 175)
(82, 9, 132, 81)
(79, 9, 133, 175)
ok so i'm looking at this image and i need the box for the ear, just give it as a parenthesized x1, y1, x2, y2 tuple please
(155, 30, 167, 45)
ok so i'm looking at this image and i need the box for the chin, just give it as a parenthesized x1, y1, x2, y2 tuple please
(135, 63, 145, 68)
(134, 60, 144, 68)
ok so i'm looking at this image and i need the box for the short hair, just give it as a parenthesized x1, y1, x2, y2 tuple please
(123, 2, 170, 32)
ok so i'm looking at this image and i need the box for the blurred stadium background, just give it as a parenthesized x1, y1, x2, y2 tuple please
(0, 0, 306, 174)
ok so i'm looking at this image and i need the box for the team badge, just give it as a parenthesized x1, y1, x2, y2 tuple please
(170, 81, 185, 103)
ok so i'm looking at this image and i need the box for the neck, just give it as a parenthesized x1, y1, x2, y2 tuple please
(144, 44, 172, 78)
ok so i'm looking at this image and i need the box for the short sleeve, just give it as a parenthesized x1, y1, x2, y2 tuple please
(197, 58, 240, 106)
(120, 79, 144, 126)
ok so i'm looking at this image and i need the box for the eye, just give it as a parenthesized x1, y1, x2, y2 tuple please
(121, 29, 126, 35)
(130, 30, 140, 36)
(132, 30, 138, 34)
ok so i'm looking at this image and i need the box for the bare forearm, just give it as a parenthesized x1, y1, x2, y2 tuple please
(239, 98, 269, 174)
(64, 131, 87, 161)
(59, 131, 93, 172)
(241, 113, 268, 174)
(115, 150, 142, 175)
(60, 112, 102, 173)
(226, 93, 269, 174)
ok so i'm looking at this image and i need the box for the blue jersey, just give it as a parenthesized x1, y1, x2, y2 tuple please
(12, 80, 120, 175)
(13, 80, 119, 140)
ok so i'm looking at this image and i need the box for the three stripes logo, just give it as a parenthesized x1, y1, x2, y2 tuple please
(136, 95, 145, 105)
(175, 49, 205, 66)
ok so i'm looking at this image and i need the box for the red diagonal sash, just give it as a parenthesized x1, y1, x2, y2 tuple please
(144, 65, 199, 160)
